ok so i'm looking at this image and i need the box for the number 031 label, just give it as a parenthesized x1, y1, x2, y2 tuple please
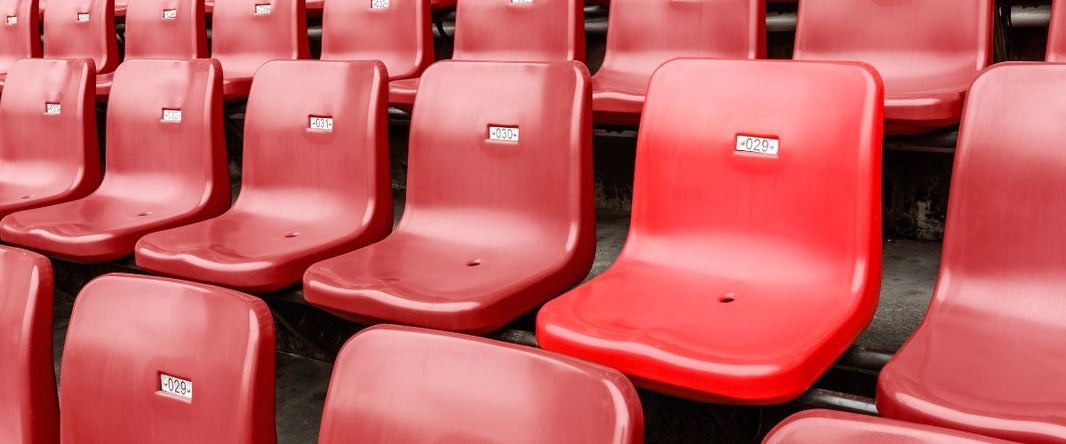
(160, 374, 192, 400)
(735, 135, 779, 156)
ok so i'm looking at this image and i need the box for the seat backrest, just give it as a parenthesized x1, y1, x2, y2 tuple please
(625, 58, 881, 294)
(320, 0, 432, 80)
(318, 325, 643, 444)
(42, 0, 118, 74)
(239, 60, 391, 227)
(453, 0, 584, 63)
(59, 274, 275, 444)
(98, 58, 229, 211)
(402, 60, 593, 251)
(0, 0, 40, 73)
(600, 0, 763, 77)
(0, 58, 99, 195)
(934, 63, 1066, 315)
(211, 0, 308, 79)
(123, 0, 206, 59)
(0, 246, 58, 444)
(793, 0, 992, 90)
(1049, 0, 1066, 61)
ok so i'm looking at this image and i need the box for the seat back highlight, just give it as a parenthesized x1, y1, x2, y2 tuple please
(59, 274, 276, 444)
(0, 0, 40, 73)
(123, 0, 206, 59)
(42, 0, 117, 73)
(453, 0, 584, 63)
(320, 0, 432, 80)
(211, 0, 308, 80)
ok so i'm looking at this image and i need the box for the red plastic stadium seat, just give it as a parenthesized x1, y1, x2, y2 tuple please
(537, 59, 883, 404)
(319, 325, 643, 444)
(0, 247, 59, 444)
(136, 60, 393, 293)
(96, 0, 207, 97)
(305, 61, 595, 334)
(591, 0, 764, 125)
(1049, 0, 1066, 62)
(0, 59, 100, 219)
(42, 0, 118, 75)
(0, 59, 230, 263)
(320, 0, 433, 81)
(875, 63, 1066, 443)
(211, 0, 308, 100)
(0, 0, 41, 93)
(763, 410, 1011, 444)
(59, 274, 275, 443)
(388, 0, 584, 107)
(793, 0, 992, 135)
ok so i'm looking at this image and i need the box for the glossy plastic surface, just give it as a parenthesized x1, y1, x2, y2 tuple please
(0, 59, 230, 263)
(96, 0, 207, 96)
(318, 325, 643, 444)
(136, 60, 393, 293)
(0, 247, 58, 444)
(1050, 0, 1066, 61)
(0, 59, 100, 219)
(877, 63, 1066, 443)
(793, 0, 992, 135)
(321, 0, 432, 81)
(388, 0, 584, 107)
(59, 273, 275, 444)
(42, 0, 118, 75)
(305, 61, 595, 334)
(537, 58, 883, 404)
(211, 0, 308, 100)
(764, 410, 1011, 444)
(0, 0, 40, 78)
(592, 0, 764, 125)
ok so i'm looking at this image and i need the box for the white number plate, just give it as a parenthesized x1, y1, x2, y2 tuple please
(160, 374, 192, 400)
(488, 126, 519, 142)
(162, 8, 177, 19)
(255, 4, 271, 14)
(45, 103, 61, 114)
(371, 0, 389, 8)
(6, 16, 16, 24)
(735, 135, 779, 155)
(309, 116, 333, 130)
(162, 109, 182, 122)
(76, 13, 90, 21)
(511, 0, 533, 3)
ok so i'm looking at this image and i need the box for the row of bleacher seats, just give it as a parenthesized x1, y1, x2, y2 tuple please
(2, 51, 1065, 441)
(31, 0, 460, 18)
(5, 0, 1066, 132)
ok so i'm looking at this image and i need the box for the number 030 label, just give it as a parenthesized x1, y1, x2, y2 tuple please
(735, 135, 779, 156)
(160, 374, 192, 400)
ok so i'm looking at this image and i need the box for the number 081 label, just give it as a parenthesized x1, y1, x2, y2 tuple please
(735, 135, 779, 156)
(160, 374, 192, 400)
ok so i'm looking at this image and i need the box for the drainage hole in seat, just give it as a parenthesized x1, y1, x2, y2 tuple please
(285, 232, 299, 238)
(467, 259, 482, 267)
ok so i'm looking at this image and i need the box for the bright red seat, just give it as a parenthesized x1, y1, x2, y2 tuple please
(320, 0, 433, 82)
(59, 273, 275, 444)
(0, 0, 41, 93)
(211, 0, 308, 101)
(96, 0, 207, 97)
(763, 410, 1011, 444)
(0, 59, 100, 219)
(1050, 0, 1066, 62)
(388, 0, 584, 108)
(318, 325, 643, 444)
(537, 58, 882, 404)
(793, 0, 992, 135)
(0, 247, 59, 444)
(41, 0, 118, 77)
(305, 61, 595, 334)
(0, 59, 230, 263)
(875, 63, 1066, 443)
(591, 0, 764, 126)
(136, 60, 393, 293)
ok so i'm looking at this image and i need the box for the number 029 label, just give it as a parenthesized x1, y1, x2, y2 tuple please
(160, 374, 192, 400)
(488, 126, 519, 142)
(735, 135, 779, 156)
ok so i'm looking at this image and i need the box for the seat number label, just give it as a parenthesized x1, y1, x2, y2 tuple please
(511, 0, 533, 3)
(489, 126, 519, 142)
(45, 103, 61, 114)
(76, 13, 89, 21)
(255, 3, 271, 14)
(162, 109, 182, 122)
(6, 16, 16, 24)
(735, 135, 778, 155)
(160, 374, 192, 400)
(162, 8, 177, 19)
(371, 0, 389, 8)
(309, 116, 333, 131)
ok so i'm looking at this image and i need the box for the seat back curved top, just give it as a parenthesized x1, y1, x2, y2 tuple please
(0, 0, 40, 74)
(1049, 0, 1066, 61)
(453, 0, 584, 63)
(763, 410, 1013, 444)
(320, 0, 432, 81)
(42, 0, 117, 74)
(0, 246, 58, 444)
(793, 0, 992, 135)
(59, 273, 275, 444)
(123, 0, 206, 59)
(0, 58, 99, 218)
(134, 60, 393, 293)
(876, 63, 1066, 442)
(211, 0, 308, 98)
(318, 325, 643, 444)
